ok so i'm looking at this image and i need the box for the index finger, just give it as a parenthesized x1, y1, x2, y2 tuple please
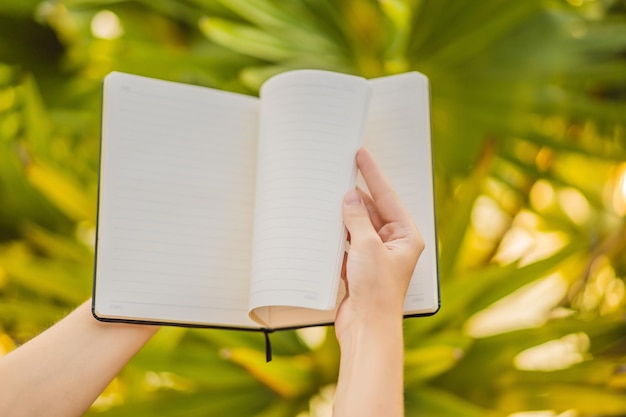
(356, 147, 413, 224)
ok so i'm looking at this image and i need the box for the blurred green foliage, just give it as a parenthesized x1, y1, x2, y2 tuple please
(1, 0, 626, 416)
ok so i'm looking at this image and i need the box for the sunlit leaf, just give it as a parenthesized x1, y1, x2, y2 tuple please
(25, 158, 96, 223)
(199, 17, 300, 61)
(226, 347, 315, 399)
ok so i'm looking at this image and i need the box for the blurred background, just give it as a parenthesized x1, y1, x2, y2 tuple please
(1, 0, 626, 416)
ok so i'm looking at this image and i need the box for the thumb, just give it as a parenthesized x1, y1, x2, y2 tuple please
(342, 190, 379, 245)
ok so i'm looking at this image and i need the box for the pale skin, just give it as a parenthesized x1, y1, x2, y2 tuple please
(0, 148, 423, 417)
(0, 301, 158, 417)
(334, 148, 424, 417)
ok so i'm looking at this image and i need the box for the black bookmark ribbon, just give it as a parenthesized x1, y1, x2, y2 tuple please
(263, 329, 274, 362)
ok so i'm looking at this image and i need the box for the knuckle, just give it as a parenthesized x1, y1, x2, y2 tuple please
(415, 235, 425, 254)
(359, 232, 382, 249)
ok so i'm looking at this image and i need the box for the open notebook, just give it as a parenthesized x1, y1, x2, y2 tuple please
(92, 69, 439, 331)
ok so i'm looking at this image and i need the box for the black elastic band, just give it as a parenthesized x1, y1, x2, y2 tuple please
(263, 329, 273, 362)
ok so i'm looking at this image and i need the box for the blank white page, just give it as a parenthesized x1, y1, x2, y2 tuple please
(248, 70, 370, 325)
(94, 72, 261, 328)
(363, 72, 439, 315)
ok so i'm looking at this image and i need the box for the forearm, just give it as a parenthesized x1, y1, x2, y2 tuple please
(333, 317, 405, 417)
(0, 299, 158, 417)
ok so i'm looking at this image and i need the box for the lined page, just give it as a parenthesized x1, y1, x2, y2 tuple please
(94, 72, 260, 328)
(248, 70, 370, 324)
(363, 72, 439, 315)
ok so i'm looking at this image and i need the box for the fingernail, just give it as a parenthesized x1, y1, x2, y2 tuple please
(344, 190, 362, 206)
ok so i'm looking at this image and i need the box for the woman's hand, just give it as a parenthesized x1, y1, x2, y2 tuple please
(335, 147, 424, 345)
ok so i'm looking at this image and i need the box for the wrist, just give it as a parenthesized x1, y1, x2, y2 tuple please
(338, 313, 404, 353)
(334, 314, 405, 417)
(81, 301, 160, 334)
